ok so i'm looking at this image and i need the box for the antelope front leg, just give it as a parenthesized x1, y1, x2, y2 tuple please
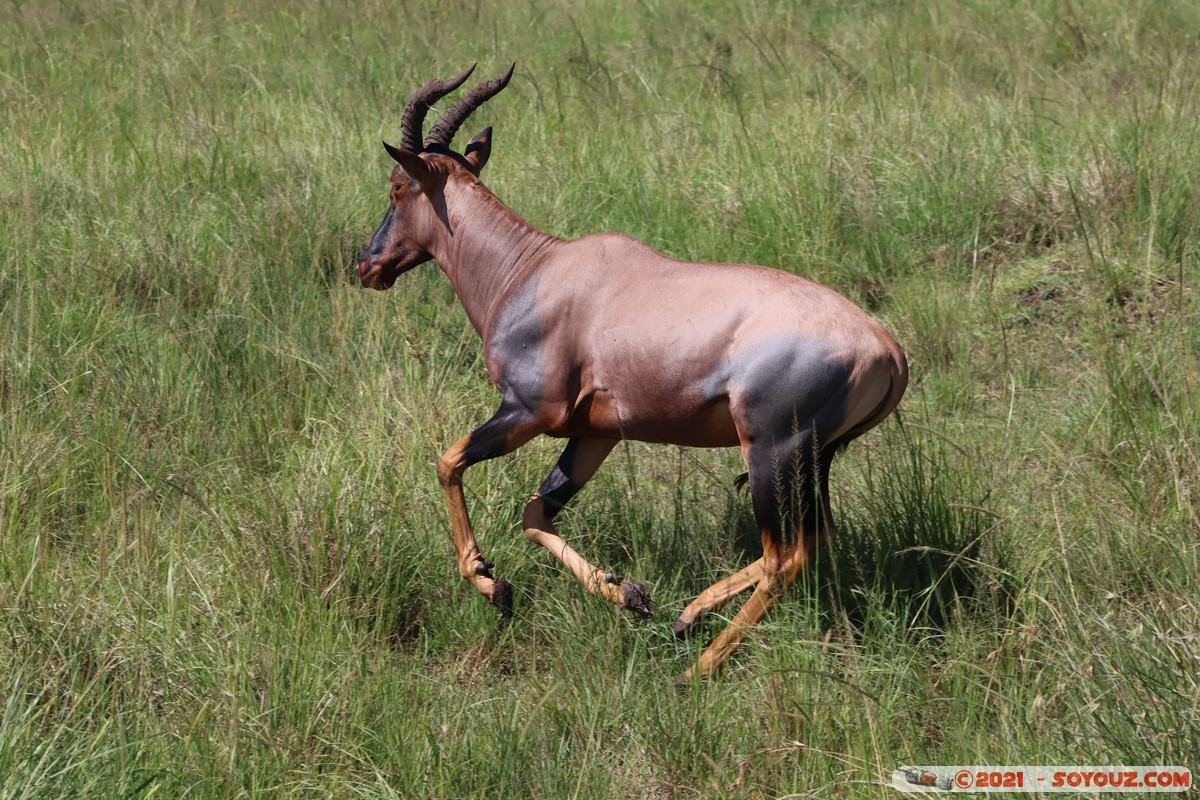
(522, 438, 652, 616)
(437, 405, 543, 616)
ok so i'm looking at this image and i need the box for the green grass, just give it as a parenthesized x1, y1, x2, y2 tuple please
(2, 0, 1197, 796)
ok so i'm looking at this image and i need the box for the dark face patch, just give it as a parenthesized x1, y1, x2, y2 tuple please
(361, 205, 396, 263)
(356, 173, 435, 289)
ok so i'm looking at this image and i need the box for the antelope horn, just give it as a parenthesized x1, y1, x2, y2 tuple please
(400, 64, 477, 153)
(424, 62, 515, 150)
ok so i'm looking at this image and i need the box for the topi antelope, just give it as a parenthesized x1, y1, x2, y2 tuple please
(356, 64, 908, 681)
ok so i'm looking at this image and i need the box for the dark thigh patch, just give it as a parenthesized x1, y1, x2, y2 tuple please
(706, 336, 853, 446)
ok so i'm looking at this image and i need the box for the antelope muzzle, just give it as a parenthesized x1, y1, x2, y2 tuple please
(357, 206, 400, 290)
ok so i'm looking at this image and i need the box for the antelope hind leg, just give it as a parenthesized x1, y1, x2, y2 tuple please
(677, 421, 827, 681)
(672, 558, 765, 638)
(678, 537, 810, 683)
(674, 532, 823, 637)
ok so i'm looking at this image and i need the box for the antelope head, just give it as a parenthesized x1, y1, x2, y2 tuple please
(357, 63, 514, 290)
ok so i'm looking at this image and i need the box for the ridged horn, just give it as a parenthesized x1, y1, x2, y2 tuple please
(399, 64, 477, 153)
(424, 63, 515, 150)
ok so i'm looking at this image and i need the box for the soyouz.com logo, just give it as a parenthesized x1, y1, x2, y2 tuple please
(891, 766, 1191, 793)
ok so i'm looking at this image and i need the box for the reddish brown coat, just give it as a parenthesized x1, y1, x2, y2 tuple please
(357, 67, 907, 681)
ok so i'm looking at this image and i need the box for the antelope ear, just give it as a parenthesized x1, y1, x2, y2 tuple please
(382, 141, 434, 191)
(464, 127, 492, 174)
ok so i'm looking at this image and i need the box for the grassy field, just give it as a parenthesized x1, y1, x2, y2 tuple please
(1, 0, 1197, 796)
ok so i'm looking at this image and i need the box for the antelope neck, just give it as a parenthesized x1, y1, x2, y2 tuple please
(431, 180, 561, 340)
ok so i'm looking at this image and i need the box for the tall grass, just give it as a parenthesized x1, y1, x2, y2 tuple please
(1, 0, 1197, 796)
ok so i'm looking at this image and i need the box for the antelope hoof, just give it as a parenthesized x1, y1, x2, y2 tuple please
(621, 581, 653, 618)
(491, 577, 514, 619)
(671, 615, 696, 640)
(474, 559, 495, 578)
